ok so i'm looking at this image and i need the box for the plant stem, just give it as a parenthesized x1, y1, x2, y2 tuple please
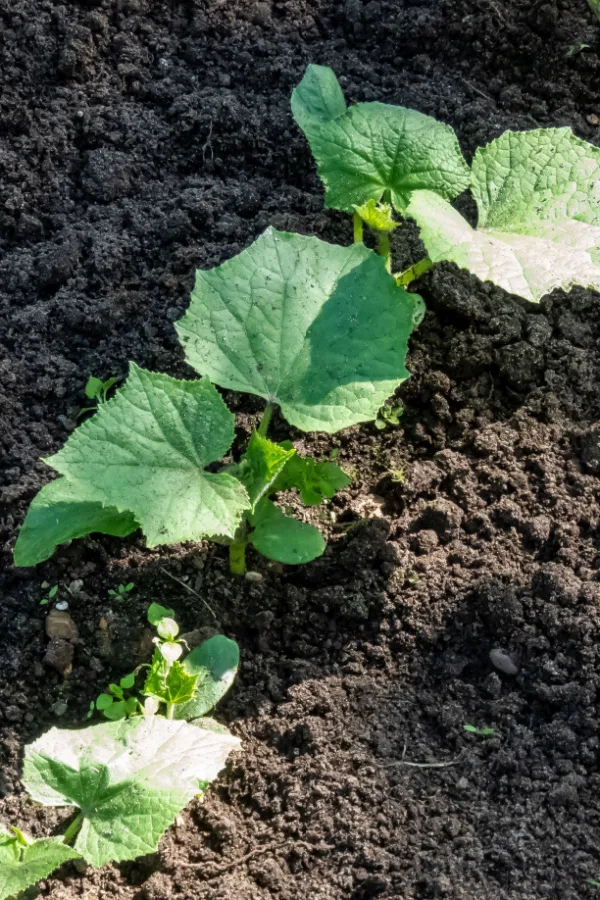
(229, 539, 247, 575)
(63, 814, 83, 845)
(353, 212, 363, 244)
(258, 402, 273, 437)
(377, 231, 391, 273)
(166, 702, 175, 720)
(396, 257, 433, 287)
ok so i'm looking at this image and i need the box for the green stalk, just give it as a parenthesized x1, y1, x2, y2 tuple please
(229, 539, 247, 575)
(396, 257, 433, 287)
(353, 212, 364, 244)
(63, 814, 83, 845)
(377, 231, 391, 273)
(166, 702, 175, 720)
(258, 402, 273, 437)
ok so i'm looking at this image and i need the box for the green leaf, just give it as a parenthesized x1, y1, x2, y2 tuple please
(249, 498, 326, 565)
(148, 603, 175, 626)
(273, 448, 350, 506)
(589, 0, 600, 21)
(144, 659, 198, 706)
(290, 63, 346, 131)
(0, 831, 80, 900)
(22, 717, 241, 867)
(40, 365, 250, 548)
(120, 673, 136, 690)
(175, 635, 240, 719)
(408, 128, 600, 302)
(13, 478, 138, 567)
(236, 432, 295, 509)
(292, 66, 469, 214)
(103, 700, 128, 720)
(95, 694, 114, 711)
(176, 229, 415, 433)
(85, 376, 104, 400)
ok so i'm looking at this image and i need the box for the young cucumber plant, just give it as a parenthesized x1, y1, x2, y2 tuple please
(0, 605, 240, 900)
(91, 602, 240, 722)
(14, 229, 418, 574)
(293, 64, 600, 303)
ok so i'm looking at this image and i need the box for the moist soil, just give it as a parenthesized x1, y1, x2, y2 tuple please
(2, 0, 600, 898)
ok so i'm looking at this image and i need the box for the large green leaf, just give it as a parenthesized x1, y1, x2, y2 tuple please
(34, 365, 250, 550)
(291, 65, 469, 213)
(175, 635, 240, 719)
(22, 717, 241, 867)
(0, 831, 79, 900)
(13, 478, 138, 567)
(176, 229, 415, 433)
(249, 498, 326, 565)
(408, 129, 600, 302)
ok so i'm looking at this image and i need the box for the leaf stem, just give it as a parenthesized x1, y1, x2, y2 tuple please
(229, 539, 247, 575)
(63, 814, 83, 845)
(166, 702, 175, 720)
(396, 257, 433, 287)
(258, 402, 273, 437)
(353, 212, 363, 244)
(377, 231, 392, 273)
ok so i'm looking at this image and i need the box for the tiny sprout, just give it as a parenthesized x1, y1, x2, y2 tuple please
(40, 584, 58, 606)
(463, 724, 494, 736)
(108, 582, 135, 600)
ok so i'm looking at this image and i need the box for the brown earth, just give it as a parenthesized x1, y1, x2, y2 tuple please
(2, 0, 600, 898)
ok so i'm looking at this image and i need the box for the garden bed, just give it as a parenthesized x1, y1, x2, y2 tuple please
(2, 0, 600, 897)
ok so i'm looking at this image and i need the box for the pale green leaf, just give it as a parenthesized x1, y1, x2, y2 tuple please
(13, 478, 138, 567)
(409, 129, 600, 302)
(290, 63, 346, 131)
(292, 66, 469, 213)
(0, 832, 79, 900)
(175, 635, 240, 719)
(249, 498, 326, 564)
(236, 432, 295, 509)
(143, 659, 198, 706)
(85, 376, 104, 400)
(22, 717, 241, 867)
(176, 229, 415, 433)
(41, 365, 250, 547)
(353, 199, 399, 232)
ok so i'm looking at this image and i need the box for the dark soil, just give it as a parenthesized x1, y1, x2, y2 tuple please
(2, 0, 600, 897)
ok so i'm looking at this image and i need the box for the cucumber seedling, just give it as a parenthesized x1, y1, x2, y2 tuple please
(293, 64, 600, 303)
(14, 229, 418, 574)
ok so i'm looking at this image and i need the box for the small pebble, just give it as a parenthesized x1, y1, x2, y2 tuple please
(44, 639, 75, 675)
(50, 700, 68, 716)
(489, 648, 519, 675)
(55, 600, 69, 611)
(245, 571, 264, 583)
(46, 609, 79, 642)
(68, 579, 84, 595)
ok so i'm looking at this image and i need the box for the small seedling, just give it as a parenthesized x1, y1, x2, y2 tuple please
(566, 42, 591, 57)
(375, 402, 404, 431)
(40, 584, 58, 606)
(107, 581, 135, 600)
(2, 603, 241, 899)
(588, 879, 600, 888)
(389, 469, 404, 483)
(77, 375, 119, 417)
(463, 724, 494, 736)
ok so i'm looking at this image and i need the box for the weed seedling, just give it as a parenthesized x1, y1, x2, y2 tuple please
(40, 584, 58, 606)
(107, 581, 135, 600)
(375, 402, 404, 431)
(78, 375, 119, 417)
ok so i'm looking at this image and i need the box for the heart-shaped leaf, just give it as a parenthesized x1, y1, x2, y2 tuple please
(249, 498, 326, 565)
(176, 228, 416, 433)
(175, 635, 240, 719)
